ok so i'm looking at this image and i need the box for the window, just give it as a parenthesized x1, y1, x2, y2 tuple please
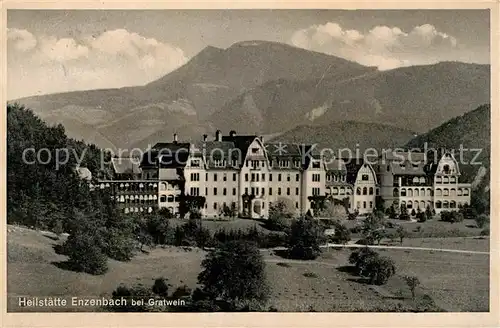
(356, 187, 361, 195)
(312, 173, 321, 182)
(436, 201, 442, 209)
(312, 162, 320, 168)
(296, 187, 299, 195)
(401, 188, 406, 197)
(287, 174, 291, 182)
(262, 188, 265, 195)
(464, 189, 469, 196)
(251, 173, 255, 182)
(251, 187, 255, 195)
(296, 202, 299, 209)
(223, 188, 227, 196)
(357, 201, 360, 209)
(363, 187, 367, 195)
(205, 187, 208, 195)
(213, 159, 225, 167)
(160, 195, 167, 202)
(252, 160, 259, 168)
(369, 187, 374, 195)
(287, 187, 290, 195)
(190, 173, 200, 181)
(312, 187, 320, 196)
(213, 203, 217, 210)
(190, 187, 199, 196)
(362, 174, 369, 181)
(252, 147, 259, 154)
(233, 188, 236, 196)
(233, 173, 237, 181)
(205, 173, 208, 181)
(191, 159, 200, 167)
(262, 173, 265, 181)
(363, 201, 366, 209)
(223, 173, 227, 182)
(213, 188, 218, 196)
(333, 187, 339, 195)
(269, 188, 273, 195)
(262, 202, 265, 209)
(443, 188, 449, 196)
(369, 201, 373, 208)
(278, 188, 282, 195)
(256, 174, 260, 182)
(245, 173, 248, 182)
(256, 188, 259, 195)
(269, 174, 273, 181)
(245, 187, 248, 194)
(214, 173, 218, 181)
(168, 195, 174, 202)
(296, 173, 300, 182)
(278, 174, 282, 182)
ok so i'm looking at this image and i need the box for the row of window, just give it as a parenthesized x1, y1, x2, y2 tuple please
(206, 200, 302, 211)
(160, 195, 177, 202)
(356, 201, 373, 209)
(355, 187, 376, 195)
(326, 174, 347, 182)
(329, 187, 352, 196)
(396, 187, 470, 197)
(187, 186, 323, 197)
(435, 176, 457, 184)
(400, 200, 466, 209)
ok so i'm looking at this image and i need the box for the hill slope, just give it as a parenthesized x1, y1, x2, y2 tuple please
(405, 104, 490, 185)
(271, 121, 416, 154)
(11, 41, 490, 150)
(210, 62, 490, 136)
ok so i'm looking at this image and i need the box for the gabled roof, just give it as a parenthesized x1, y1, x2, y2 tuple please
(390, 161, 427, 176)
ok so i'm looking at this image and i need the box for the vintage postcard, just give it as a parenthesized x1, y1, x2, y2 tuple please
(2, 1, 498, 327)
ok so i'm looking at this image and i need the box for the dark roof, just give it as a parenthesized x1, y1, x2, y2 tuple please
(112, 157, 141, 174)
(222, 135, 257, 156)
(140, 143, 191, 169)
(325, 159, 347, 173)
(344, 159, 365, 185)
(390, 161, 427, 176)
(381, 150, 426, 163)
(264, 143, 303, 157)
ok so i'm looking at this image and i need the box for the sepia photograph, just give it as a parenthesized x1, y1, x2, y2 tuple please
(3, 4, 497, 324)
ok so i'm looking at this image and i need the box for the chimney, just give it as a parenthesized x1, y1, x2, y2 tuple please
(215, 129, 222, 142)
(260, 135, 264, 143)
(203, 134, 208, 142)
(229, 130, 236, 137)
(173, 133, 178, 143)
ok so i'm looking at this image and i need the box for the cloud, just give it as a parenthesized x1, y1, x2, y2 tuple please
(291, 22, 459, 70)
(7, 28, 37, 52)
(8, 28, 188, 99)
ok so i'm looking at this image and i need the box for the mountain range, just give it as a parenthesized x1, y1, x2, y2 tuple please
(10, 40, 490, 152)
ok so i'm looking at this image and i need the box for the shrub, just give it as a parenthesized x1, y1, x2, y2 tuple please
(410, 209, 416, 217)
(64, 232, 108, 275)
(152, 277, 169, 297)
(171, 285, 192, 300)
(287, 216, 325, 260)
(303, 272, 318, 278)
(267, 197, 294, 231)
(475, 214, 489, 229)
(332, 223, 351, 245)
(259, 232, 287, 248)
(365, 256, 396, 285)
(111, 284, 154, 312)
(349, 247, 379, 276)
(276, 262, 291, 267)
(440, 211, 464, 223)
(197, 240, 269, 310)
(480, 228, 490, 236)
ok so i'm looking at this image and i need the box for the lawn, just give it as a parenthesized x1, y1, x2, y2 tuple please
(7, 225, 489, 312)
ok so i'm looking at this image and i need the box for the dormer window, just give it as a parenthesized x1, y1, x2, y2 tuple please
(443, 165, 451, 174)
(252, 147, 259, 154)
(278, 160, 288, 168)
(362, 174, 369, 181)
(213, 159, 225, 167)
(312, 161, 320, 169)
(191, 159, 200, 167)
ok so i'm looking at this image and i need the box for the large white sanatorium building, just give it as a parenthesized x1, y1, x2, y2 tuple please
(98, 130, 471, 219)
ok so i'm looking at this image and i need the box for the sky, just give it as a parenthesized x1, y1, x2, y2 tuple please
(7, 9, 490, 99)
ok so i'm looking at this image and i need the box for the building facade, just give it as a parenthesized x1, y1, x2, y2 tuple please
(100, 131, 472, 218)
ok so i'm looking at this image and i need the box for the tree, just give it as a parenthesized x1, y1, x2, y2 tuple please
(332, 223, 351, 245)
(475, 214, 489, 229)
(403, 275, 421, 300)
(399, 204, 410, 220)
(152, 277, 169, 297)
(65, 231, 108, 275)
(410, 209, 416, 217)
(111, 284, 154, 312)
(319, 199, 347, 219)
(266, 197, 294, 231)
(396, 226, 407, 245)
(172, 285, 192, 300)
(365, 256, 396, 285)
(287, 216, 325, 260)
(197, 240, 269, 310)
(425, 205, 433, 221)
(349, 247, 379, 276)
